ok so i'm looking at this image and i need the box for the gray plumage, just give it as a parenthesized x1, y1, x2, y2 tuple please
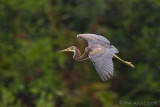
(77, 34, 110, 46)
(77, 34, 118, 81)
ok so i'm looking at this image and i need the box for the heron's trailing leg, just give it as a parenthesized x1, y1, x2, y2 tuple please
(113, 54, 135, 68)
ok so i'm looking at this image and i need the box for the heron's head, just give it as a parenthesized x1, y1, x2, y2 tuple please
(57, 46, 76, 53)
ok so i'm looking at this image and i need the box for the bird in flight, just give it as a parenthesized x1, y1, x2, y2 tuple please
(58, 34, 135, 81)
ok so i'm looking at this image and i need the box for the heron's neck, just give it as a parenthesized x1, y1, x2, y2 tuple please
(73, 47, 89, 61)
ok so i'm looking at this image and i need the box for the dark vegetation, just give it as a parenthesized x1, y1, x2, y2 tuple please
(0, 0, 160, 106)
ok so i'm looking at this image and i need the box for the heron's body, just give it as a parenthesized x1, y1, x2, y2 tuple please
(58, 34, 135, 81)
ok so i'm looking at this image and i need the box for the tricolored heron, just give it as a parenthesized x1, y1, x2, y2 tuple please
(58, 34, 135, 81)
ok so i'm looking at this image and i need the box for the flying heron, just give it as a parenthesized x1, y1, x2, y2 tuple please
(58, 34, 135, 81)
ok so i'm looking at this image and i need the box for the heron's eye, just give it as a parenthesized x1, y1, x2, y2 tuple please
(67, 48, 71, 51)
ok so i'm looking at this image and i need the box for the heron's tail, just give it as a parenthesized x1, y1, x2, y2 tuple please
(113, 54, 135, 68)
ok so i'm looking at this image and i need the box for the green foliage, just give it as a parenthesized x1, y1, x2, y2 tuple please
(0, 0, 160, 106)
(97, 91, 117, 107)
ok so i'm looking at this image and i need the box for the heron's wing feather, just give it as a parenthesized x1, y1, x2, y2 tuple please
(89, 48, 115, 81)
(77, 34, 110, 46)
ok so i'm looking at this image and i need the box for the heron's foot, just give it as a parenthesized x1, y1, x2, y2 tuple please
(125, 61, 135, 68)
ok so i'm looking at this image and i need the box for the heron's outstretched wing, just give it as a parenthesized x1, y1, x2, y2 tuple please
(89, 48, 116, 81)
(77, 34, 110, 46)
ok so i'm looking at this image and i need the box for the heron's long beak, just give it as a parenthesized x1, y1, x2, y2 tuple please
(57, 48, 71, 53)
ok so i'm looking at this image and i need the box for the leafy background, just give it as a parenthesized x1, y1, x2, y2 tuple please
(0, 0, 160, 107)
